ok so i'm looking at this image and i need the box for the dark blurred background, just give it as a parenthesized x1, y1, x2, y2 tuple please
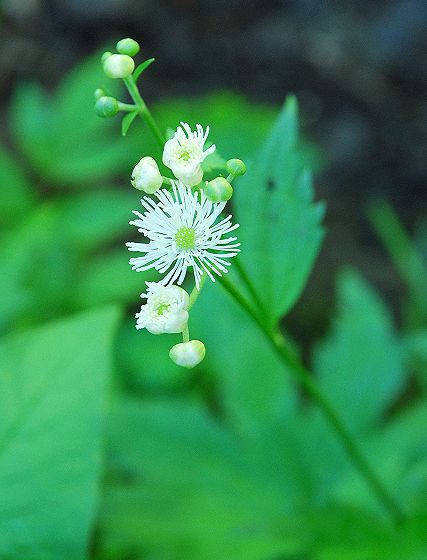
(1, 0, 426, 345)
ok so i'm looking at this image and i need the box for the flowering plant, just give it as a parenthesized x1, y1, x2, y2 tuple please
(94, 37, 405, 527)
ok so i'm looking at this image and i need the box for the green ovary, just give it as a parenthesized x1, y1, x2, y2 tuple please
(156, 303, 170, 316)
(179, 150, 190, 161)
(175, 226, 196, 250)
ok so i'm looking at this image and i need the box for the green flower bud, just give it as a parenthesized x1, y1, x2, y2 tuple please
(94, 96, 119, 118)
(94, 88, 105, 100)
(116, 38, 140, 57)
(101, 51, 113, 63)
(131, 156, 163, 194)
(204, 177, 233, 203)
(169, 340, 206, 369)
(103, 53, 135, 79)
(226, 158, 246, 176)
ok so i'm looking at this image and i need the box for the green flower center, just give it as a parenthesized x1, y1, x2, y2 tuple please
(175, 226, 196, 250)
(179, 149, 191, 161)
(156, 303, 170, 316)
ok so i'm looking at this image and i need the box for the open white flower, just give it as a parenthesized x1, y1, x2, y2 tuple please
(136, 282, 189, 334)
(162, 122, 216, 187)
(127, 180, 240, 289)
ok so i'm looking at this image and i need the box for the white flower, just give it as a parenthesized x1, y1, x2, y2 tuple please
(131, 156, 163, 194)
(162, 122, 216, 187)
(126, 180, 240, 289)
(169, 340, 206, 368)
(135, 282, 189, 334)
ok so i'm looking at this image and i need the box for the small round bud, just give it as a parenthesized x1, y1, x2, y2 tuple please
(131, 156, 163, 194)
(101, 51, 113, 63)
(94, 88, 105, 100)
(103, 53, 135, 79)
(116, 38, 140, 57)
(94, 96, 119, 118)
(226, 158, 246, 176)
(204, 177, 233, 203)
(169, 340, 206, 369)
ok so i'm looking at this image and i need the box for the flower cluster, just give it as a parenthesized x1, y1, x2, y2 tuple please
(125, 122, 245, 367)
(95, 43, 246, 368)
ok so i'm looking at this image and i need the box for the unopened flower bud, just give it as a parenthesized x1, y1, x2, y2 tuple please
(204, 177, 233, 203)
(94, 96, 119, 118)
(226, 158, 246, 176)
(103, 53, 135, 79)
(94, 88, 105, 100)
(116, 38, 140, 57)
(169, 340, 206, 369)
(101, 51, 113, 64)
(131, 156, 163, 194)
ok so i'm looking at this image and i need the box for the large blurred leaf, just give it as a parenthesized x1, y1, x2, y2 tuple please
(0, 189, 135, 333)
(404, 330, 427, 390)
(234, 95, 325, 324)
(0, 145, 36, 227)
(9, 55, 134, 186)
(98, 398, 309, 560)
(190, 280, 297, 433)
(332, 400, 427, 515)
(303, 507, 427, 560)
(0, 306, 120, 559)
(73, 250, 151, 310)
(369, 200, 427, 329)
(313, 269, 405, 434)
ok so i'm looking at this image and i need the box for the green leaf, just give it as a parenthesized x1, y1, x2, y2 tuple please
(234, 95, 325, 324)
(0, 306, 120, 559)
(404, 330, 427, 390)
(121, 110, 138, 136)
(116, 318, 187, 393)
(73, 250, 153, 309)
(313, 269, 405, 433)
(0, 190, 136, 333)
(10, 54, 138, 187)
(190, 280, 297, 432)
(98, 398, 306, 560)
(0, 144, 36, 227)
(333, 401, 427, 517)
(133, 58, 155, 82)
(369, 200, 427, 329)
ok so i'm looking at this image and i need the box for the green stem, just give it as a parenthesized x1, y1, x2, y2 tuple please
(126, 86, 404, 525)
(182, 324, 190, 343)
(117, 101, 138, 112)
(123, 76, 165, 147)
(217, 274, 404, 525)
(234, 256, 265, 317)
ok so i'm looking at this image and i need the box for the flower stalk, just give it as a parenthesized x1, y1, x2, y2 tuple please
(123, 75, 165, 147)
(96, 46, 405, 524)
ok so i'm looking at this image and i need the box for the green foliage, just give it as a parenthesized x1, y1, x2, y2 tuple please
(369, 200, 427, 329)
(314, 269, 405, 433)
(121, 110, 138, 136)
(235, 96, 325, 324)
(0, 306, 120, 559)
(133, 58, 155, 82)
(97, 398, 306, 560)
(0, 189, 136, 333)
(0, 145, 35, 228)
(1, 51, 426, 560)
(9, 55, 134, 186)
(190, 281, 297, 433)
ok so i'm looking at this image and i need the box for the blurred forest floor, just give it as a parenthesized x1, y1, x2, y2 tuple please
(1, 0, 426, 346)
